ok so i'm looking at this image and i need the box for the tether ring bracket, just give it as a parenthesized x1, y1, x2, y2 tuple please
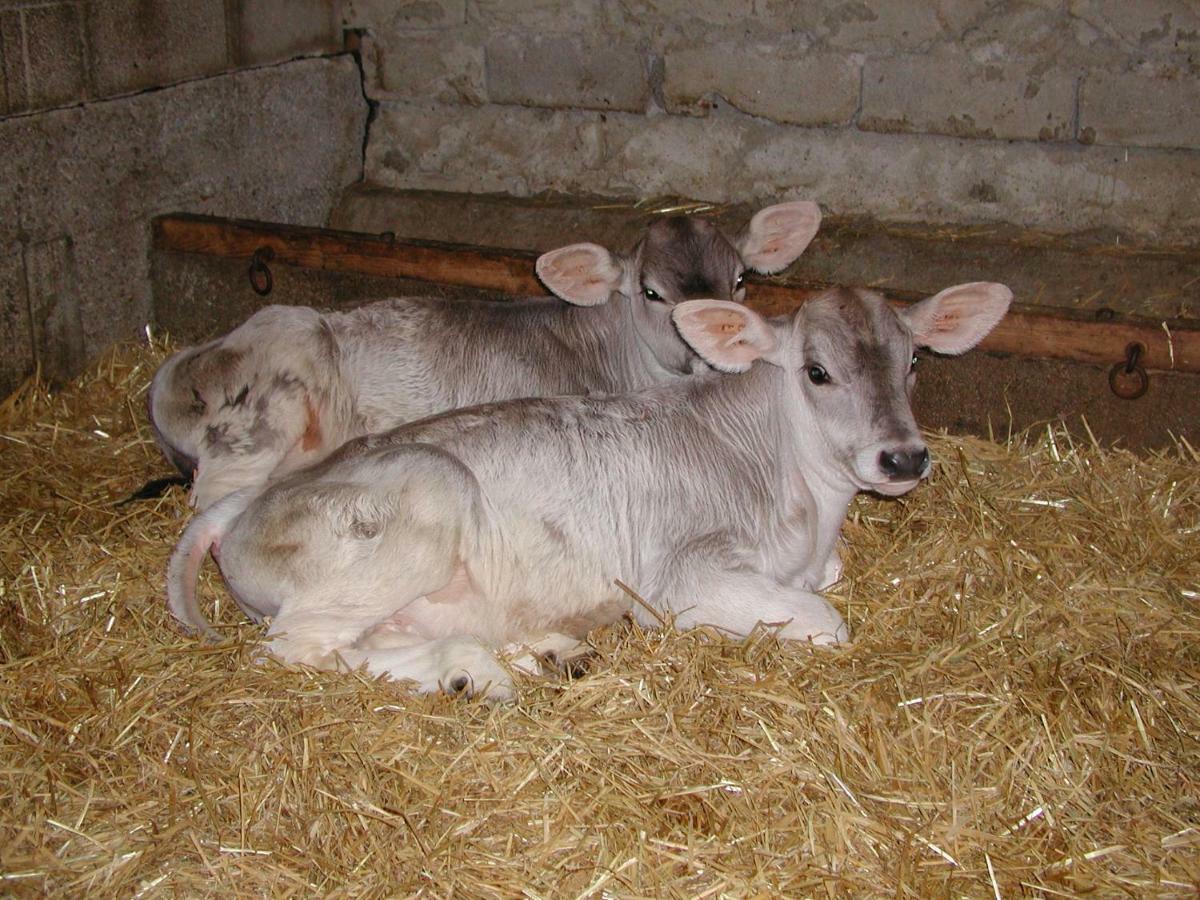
(1109, 342, 1149, 400)
(249, 246, 275, 296)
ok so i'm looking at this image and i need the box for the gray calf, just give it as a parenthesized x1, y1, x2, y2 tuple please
(168, 281, 1011, 699)
(149, 202, 822, 510)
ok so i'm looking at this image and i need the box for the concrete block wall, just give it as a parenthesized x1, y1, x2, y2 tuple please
(0, 1, 366, 396)
(344, 0, 1200, 243)
(0, 0, 343, 114)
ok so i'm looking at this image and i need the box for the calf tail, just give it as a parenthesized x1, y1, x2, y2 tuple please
(167, 487, 258, 641)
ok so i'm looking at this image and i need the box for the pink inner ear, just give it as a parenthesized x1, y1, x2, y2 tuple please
(683, 307, 759, 370)
(537, 245, 621, 306)
(674, 298, 778, 370)
(741, 201, 821, 274)
(905, 282, 1013, 355)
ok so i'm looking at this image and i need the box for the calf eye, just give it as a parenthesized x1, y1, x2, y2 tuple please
(643, 285, 662, 302)
(807, 364, 831, 385)
(734, 272, 746, 289)
(910, 353, 919, 370)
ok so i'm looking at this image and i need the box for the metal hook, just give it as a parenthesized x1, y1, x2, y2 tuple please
(1108, 342, 1149, 400)
(248, 246, 275, 296)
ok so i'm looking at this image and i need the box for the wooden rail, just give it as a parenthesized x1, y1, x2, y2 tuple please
(154, 214, 1200, 376)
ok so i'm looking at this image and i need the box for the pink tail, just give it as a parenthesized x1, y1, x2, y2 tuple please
(166, 487, 258, 640)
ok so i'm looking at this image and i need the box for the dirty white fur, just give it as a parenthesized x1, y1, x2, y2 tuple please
(149, 202, 824, 510)
(167, 282, 1012, 699)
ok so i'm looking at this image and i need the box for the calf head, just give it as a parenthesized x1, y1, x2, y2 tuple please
(535, 201, 822, 374)
(148, 342, 247, 477)
(672, 282, 1012, 495)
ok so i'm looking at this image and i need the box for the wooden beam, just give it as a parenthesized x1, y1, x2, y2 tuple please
(154, 213, 1200, 375)
(155, 213, 544, 295)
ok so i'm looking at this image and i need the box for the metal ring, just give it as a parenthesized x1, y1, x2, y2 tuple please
(248, 247, 274, 296)
(1109, 342, 1149, 400)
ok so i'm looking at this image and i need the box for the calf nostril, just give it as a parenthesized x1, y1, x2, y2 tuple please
(880, 448, 930, 480)
(879, 450, 900, 476)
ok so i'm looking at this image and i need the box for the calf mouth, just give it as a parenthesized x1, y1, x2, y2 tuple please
(853, 444, 931, 496)
(146, 392, 198, 478)
(152, 422, 198, 479)
(869, 477, 923, 497)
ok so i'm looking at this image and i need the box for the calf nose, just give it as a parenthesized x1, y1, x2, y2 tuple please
(879, 447, 930, 480)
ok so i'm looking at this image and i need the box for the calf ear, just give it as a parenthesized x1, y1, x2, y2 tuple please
(901, 282, 1013, 355)
(738, 200, 822, 275)
(672, 299, 779, 373)
(536, 243, 624, 306)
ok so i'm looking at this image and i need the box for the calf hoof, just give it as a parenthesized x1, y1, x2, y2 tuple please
(439, 640, 514, 701)
(506, 633, 595, 680)
(541, 646, 596, 680)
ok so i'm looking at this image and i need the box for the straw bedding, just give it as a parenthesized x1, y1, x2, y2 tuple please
(1, 338, 1197, 897)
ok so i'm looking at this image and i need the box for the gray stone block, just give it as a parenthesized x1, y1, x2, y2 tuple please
(367, 99, 1200, 242)
(25, 235, 84, 382)
(622, 0, 756, 29)
(755, 0, 988, 52)
(23, 3, 87, 111)
(368, 101, 613, 196)
(469, 0, 613, 33)
(742, 126, 1200, 241)
(1081, 71, 1200, 150)
(344, 0, 466, 31)
(87, 0, 228, 95)
(664, 43, 859, 126)
(485, 31, 647, 112)
(1055, 0, 1200, 60)
(233, 0, 341, 66)
(0, 56, 367, 393)
(0, 146, 19, 250)
(360, 29, 485, 103)
(0, 248, 34, 395)
(1, 9, 26, 113)
(861, 53, 1076, 141)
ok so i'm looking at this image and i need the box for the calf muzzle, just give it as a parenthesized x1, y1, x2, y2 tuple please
(878, 447, 930, 481)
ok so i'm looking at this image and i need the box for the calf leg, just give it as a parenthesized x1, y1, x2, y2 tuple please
(670, 575, 847, 645)
(191, 447, 288, 511)
(653, 539, 848, 645)
(261, 589, 515, 699)
(337, 637, 514, 700)
(505, 633, 595, 678)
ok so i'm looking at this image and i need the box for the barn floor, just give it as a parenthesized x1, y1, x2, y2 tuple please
(1, 340, 1197, 896)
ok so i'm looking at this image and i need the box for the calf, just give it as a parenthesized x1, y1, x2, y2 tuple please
(168, 282, 1012, 699)
(149, 202, 822, 510)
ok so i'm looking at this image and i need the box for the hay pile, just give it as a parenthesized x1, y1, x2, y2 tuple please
(1, 339, 1197, 897)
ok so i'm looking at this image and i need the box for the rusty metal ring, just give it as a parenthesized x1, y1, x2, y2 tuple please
(248, 246, 275, 296)
(1109, 342, 1149, 400)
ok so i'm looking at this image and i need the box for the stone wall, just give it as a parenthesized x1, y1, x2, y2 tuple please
(345, 0, 1200, 243)
(0, 1, 365, 396)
